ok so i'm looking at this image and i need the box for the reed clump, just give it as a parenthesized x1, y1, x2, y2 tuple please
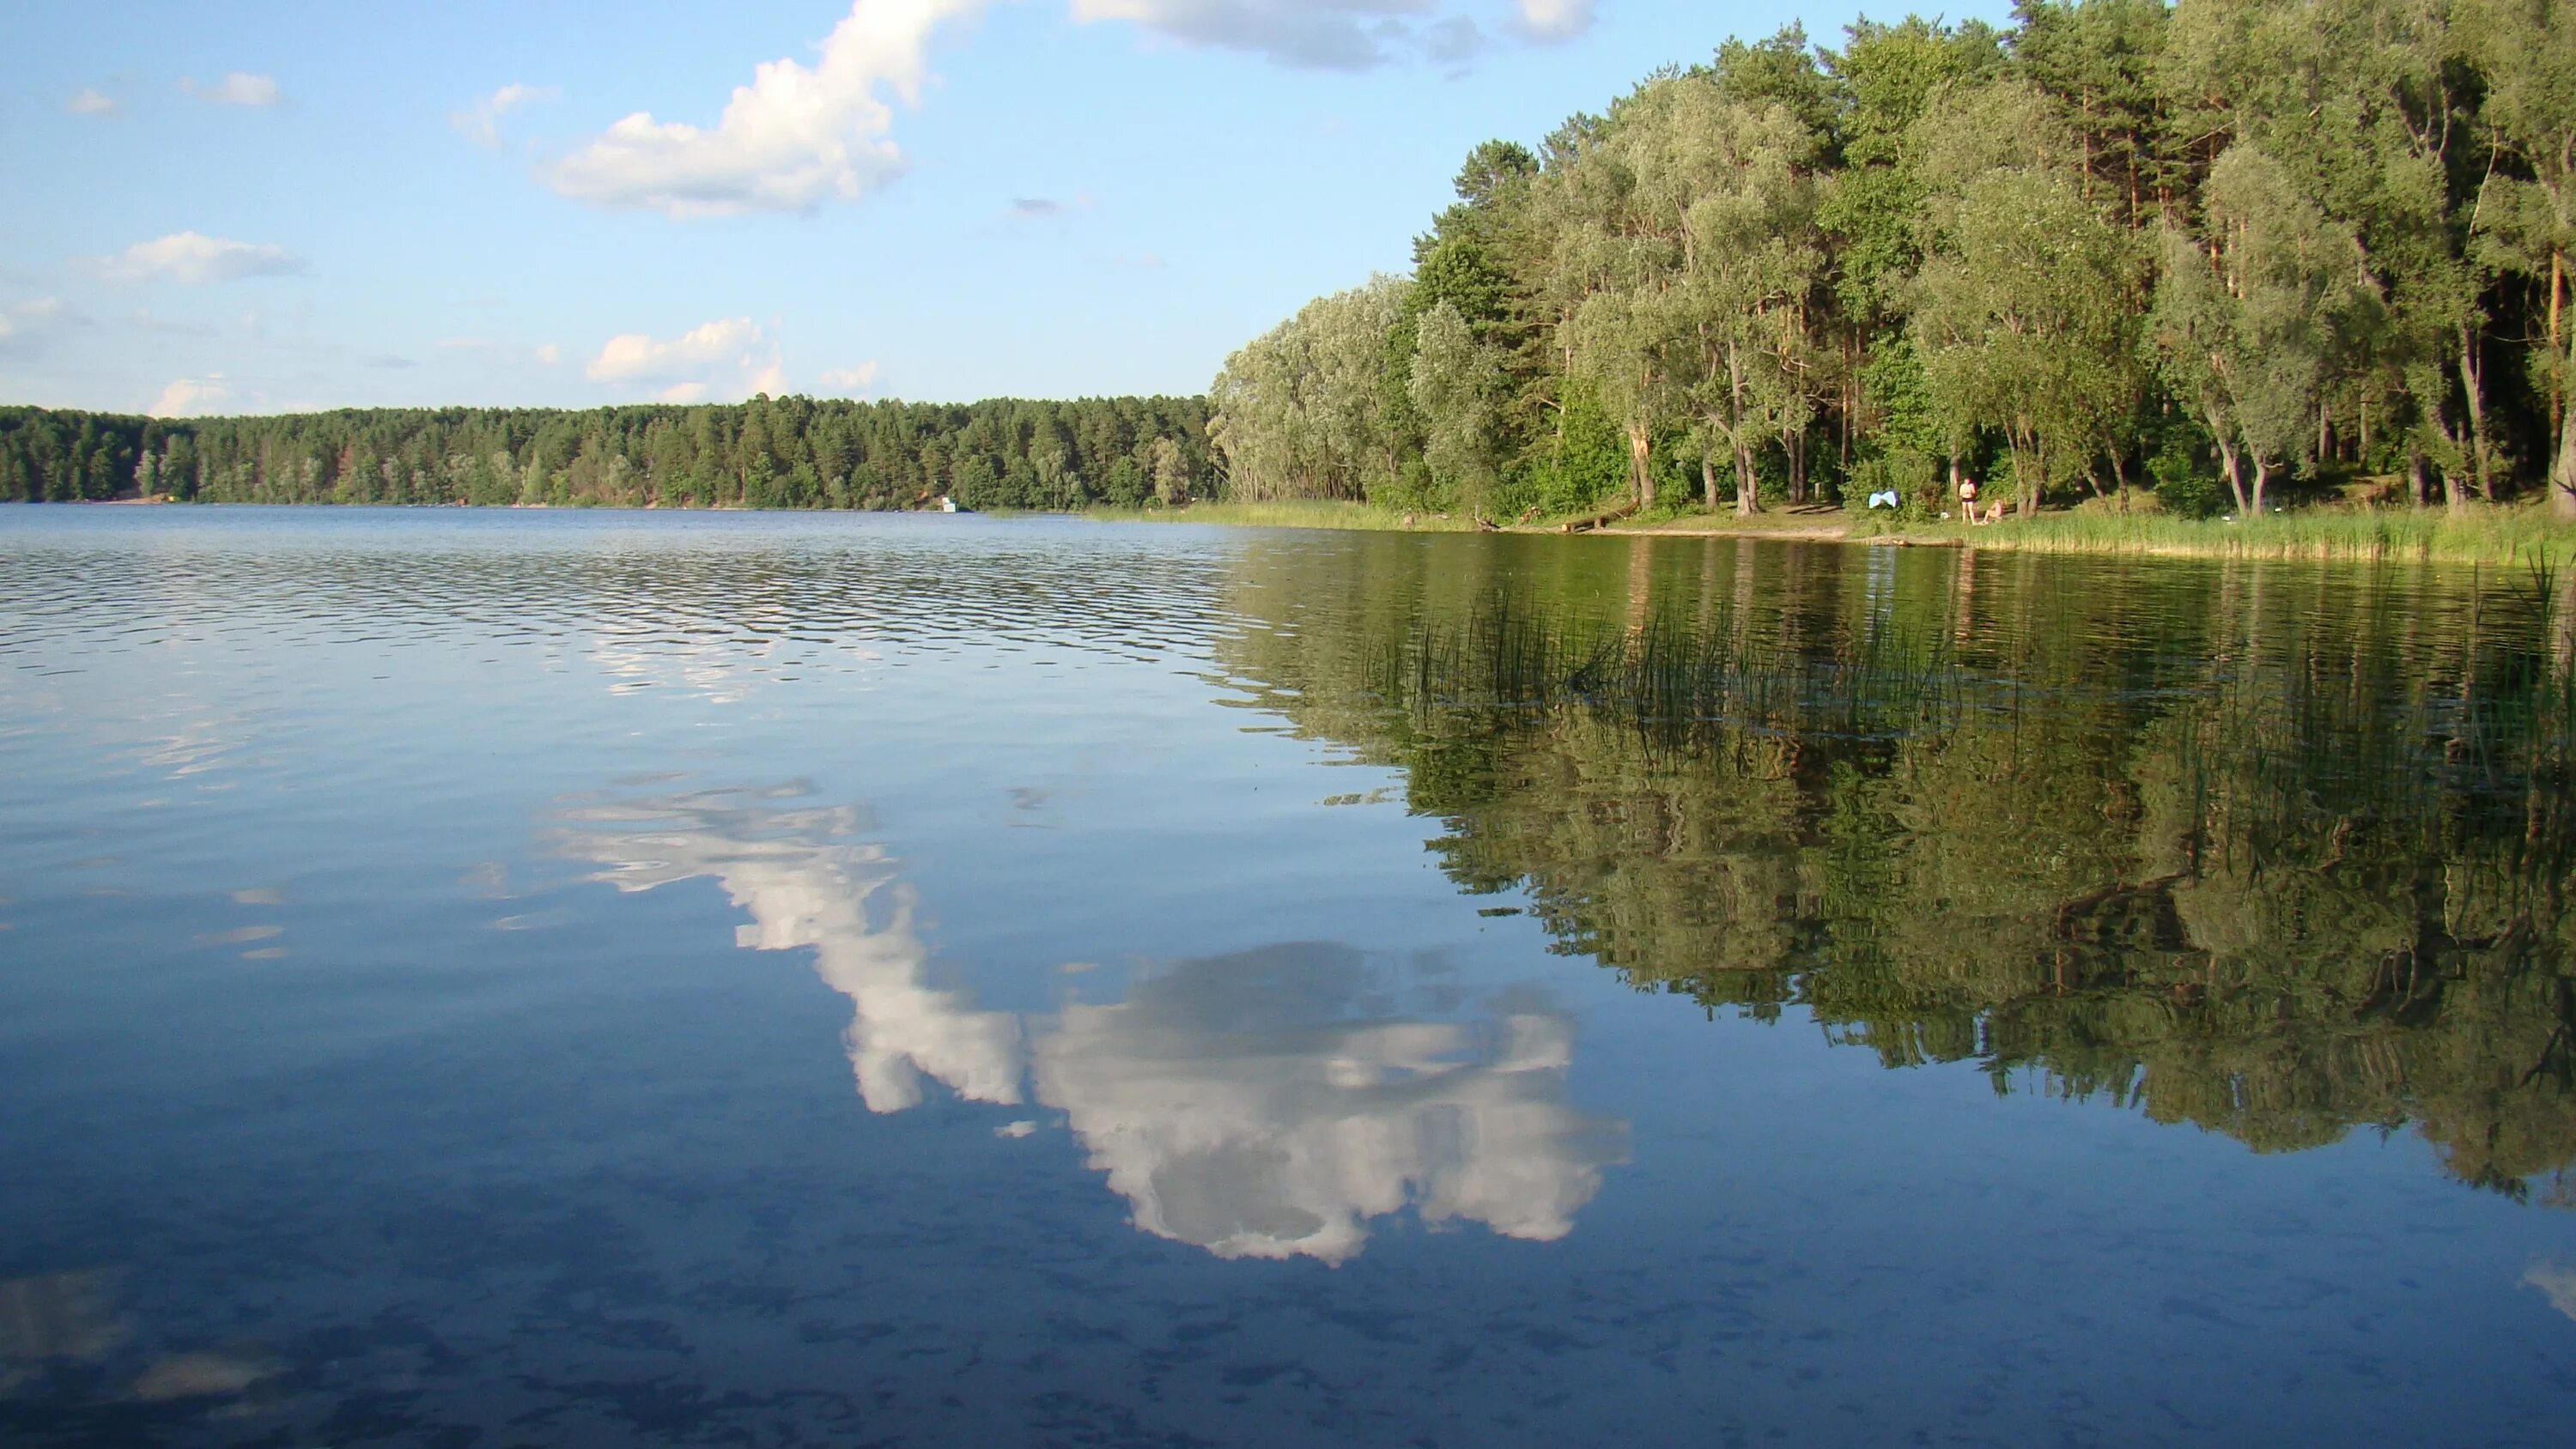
(1933, 507, 2575, 567)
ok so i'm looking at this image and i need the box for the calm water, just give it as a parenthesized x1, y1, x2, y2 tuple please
(3, 507, 2573, 1445)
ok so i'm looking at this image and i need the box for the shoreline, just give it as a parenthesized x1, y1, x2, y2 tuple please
(28, 496, 2573, 567)
(1094, 500, 2576, 567)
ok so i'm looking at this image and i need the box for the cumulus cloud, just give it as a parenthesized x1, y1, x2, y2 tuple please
(89, 232, 307, 286)
(549, 0, 986, 218)
(150, 374, 233, 416)
(1514, 0, 1595, 41)
(65, 88, 118, 117)
(1071, 0, 1595, 70)
(0, 298, 88, 358)
(181, 72, 281, 107)
(819, 361, 880, 395)
(586, 317, 784, 401)
(452, 82, 557, 149)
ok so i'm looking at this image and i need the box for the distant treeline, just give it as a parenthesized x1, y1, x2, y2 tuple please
(1210, 0, 2576, 521)
(0, 396, 1214, 510)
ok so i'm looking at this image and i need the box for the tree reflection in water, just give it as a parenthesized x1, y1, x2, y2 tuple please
(1215, 533, 2576, 1204)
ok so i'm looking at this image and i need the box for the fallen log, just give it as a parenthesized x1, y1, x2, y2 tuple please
(1560, 498, 1639, 533)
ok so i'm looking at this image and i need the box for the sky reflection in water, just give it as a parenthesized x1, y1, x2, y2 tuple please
(2, 507, 2573, 1445)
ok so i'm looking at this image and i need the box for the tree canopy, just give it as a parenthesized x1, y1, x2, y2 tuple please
(0, 395, 1212, 511)
(1211, 0, 2576, 522)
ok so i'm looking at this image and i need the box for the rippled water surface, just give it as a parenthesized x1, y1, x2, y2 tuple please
(4, 506, 2574, 1444)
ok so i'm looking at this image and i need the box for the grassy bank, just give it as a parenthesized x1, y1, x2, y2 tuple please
(1844, 506, 2576, 567)
(1096, 496, 2575, 567)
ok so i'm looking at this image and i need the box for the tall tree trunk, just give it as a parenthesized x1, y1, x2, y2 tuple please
(2408, 451, 2430, 508)
(2214, 424, 2248, 516)
(2550, 250, 2565, 448)
(2460, 322, 2494, 501)
(2553, 400, 2576, 520)
(1702, 453, 1720, 511)
(1735, 440, 1759, 517)
(2250, 454, 2270, 515)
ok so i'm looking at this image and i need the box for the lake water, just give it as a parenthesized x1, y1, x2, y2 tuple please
(3, 506, 2573, 1445)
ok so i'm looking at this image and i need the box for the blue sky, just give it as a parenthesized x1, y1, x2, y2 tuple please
(1, 1, 2008, 415)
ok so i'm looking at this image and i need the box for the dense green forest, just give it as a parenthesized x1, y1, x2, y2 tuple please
(0, 395, 1212, 510)
(1218, 532, 2576, 1202)
(1210, 0, 2576, 524)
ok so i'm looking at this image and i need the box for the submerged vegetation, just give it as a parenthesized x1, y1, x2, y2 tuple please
(1220, 533, 2576, 1202)
(1210, 0, 2576, 531)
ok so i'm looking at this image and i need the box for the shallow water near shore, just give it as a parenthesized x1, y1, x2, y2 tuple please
(3, 506, 2573, 1445)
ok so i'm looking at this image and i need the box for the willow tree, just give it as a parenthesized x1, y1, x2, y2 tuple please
(2150, 145, 2380, 514)
(1905, 82, 2144, 514)
(1550, 73, 1828, 514)
(1407, 300, 1509, 511)
(1209, 276, 1414, 500)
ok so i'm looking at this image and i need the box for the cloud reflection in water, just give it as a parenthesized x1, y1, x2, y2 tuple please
(550, 786, 1626, 1262)
(552, 787, 1023, 1113)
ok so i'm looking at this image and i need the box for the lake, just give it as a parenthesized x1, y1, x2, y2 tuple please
(3, 506, 2572, 1445)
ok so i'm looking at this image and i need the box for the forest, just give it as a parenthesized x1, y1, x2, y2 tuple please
(1218, 532, 2576, 1203)
(1209, 0, 2576, 524)
(0, 395, 1213, 511)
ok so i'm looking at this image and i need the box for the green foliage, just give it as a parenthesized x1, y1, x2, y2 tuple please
(0, 397, 1214, 511)
(1208, 0, 2576, 524)
(2148, 415, 2227, 518)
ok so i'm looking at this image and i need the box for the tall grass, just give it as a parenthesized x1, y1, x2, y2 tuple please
(1922, 506, 2576, 567)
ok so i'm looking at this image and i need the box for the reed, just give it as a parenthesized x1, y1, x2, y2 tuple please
(1917, 507, 2576, 567)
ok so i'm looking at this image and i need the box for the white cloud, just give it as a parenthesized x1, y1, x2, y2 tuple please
(181, 72, 282, 107)
(819, 361, 880, 395)
(150, 374, 233, 416)
(534, 342, 562, 367)
(0, 297, 87, 357)
(586, 317, 783, 400)
(90, 232, 307, 286)
(1514, 0, 1595, 41)
(66, 88, 118, 117)
(1070, 0, 1594, 69)
(549, 0, 986, 219)
(452, 82, 557, 149)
